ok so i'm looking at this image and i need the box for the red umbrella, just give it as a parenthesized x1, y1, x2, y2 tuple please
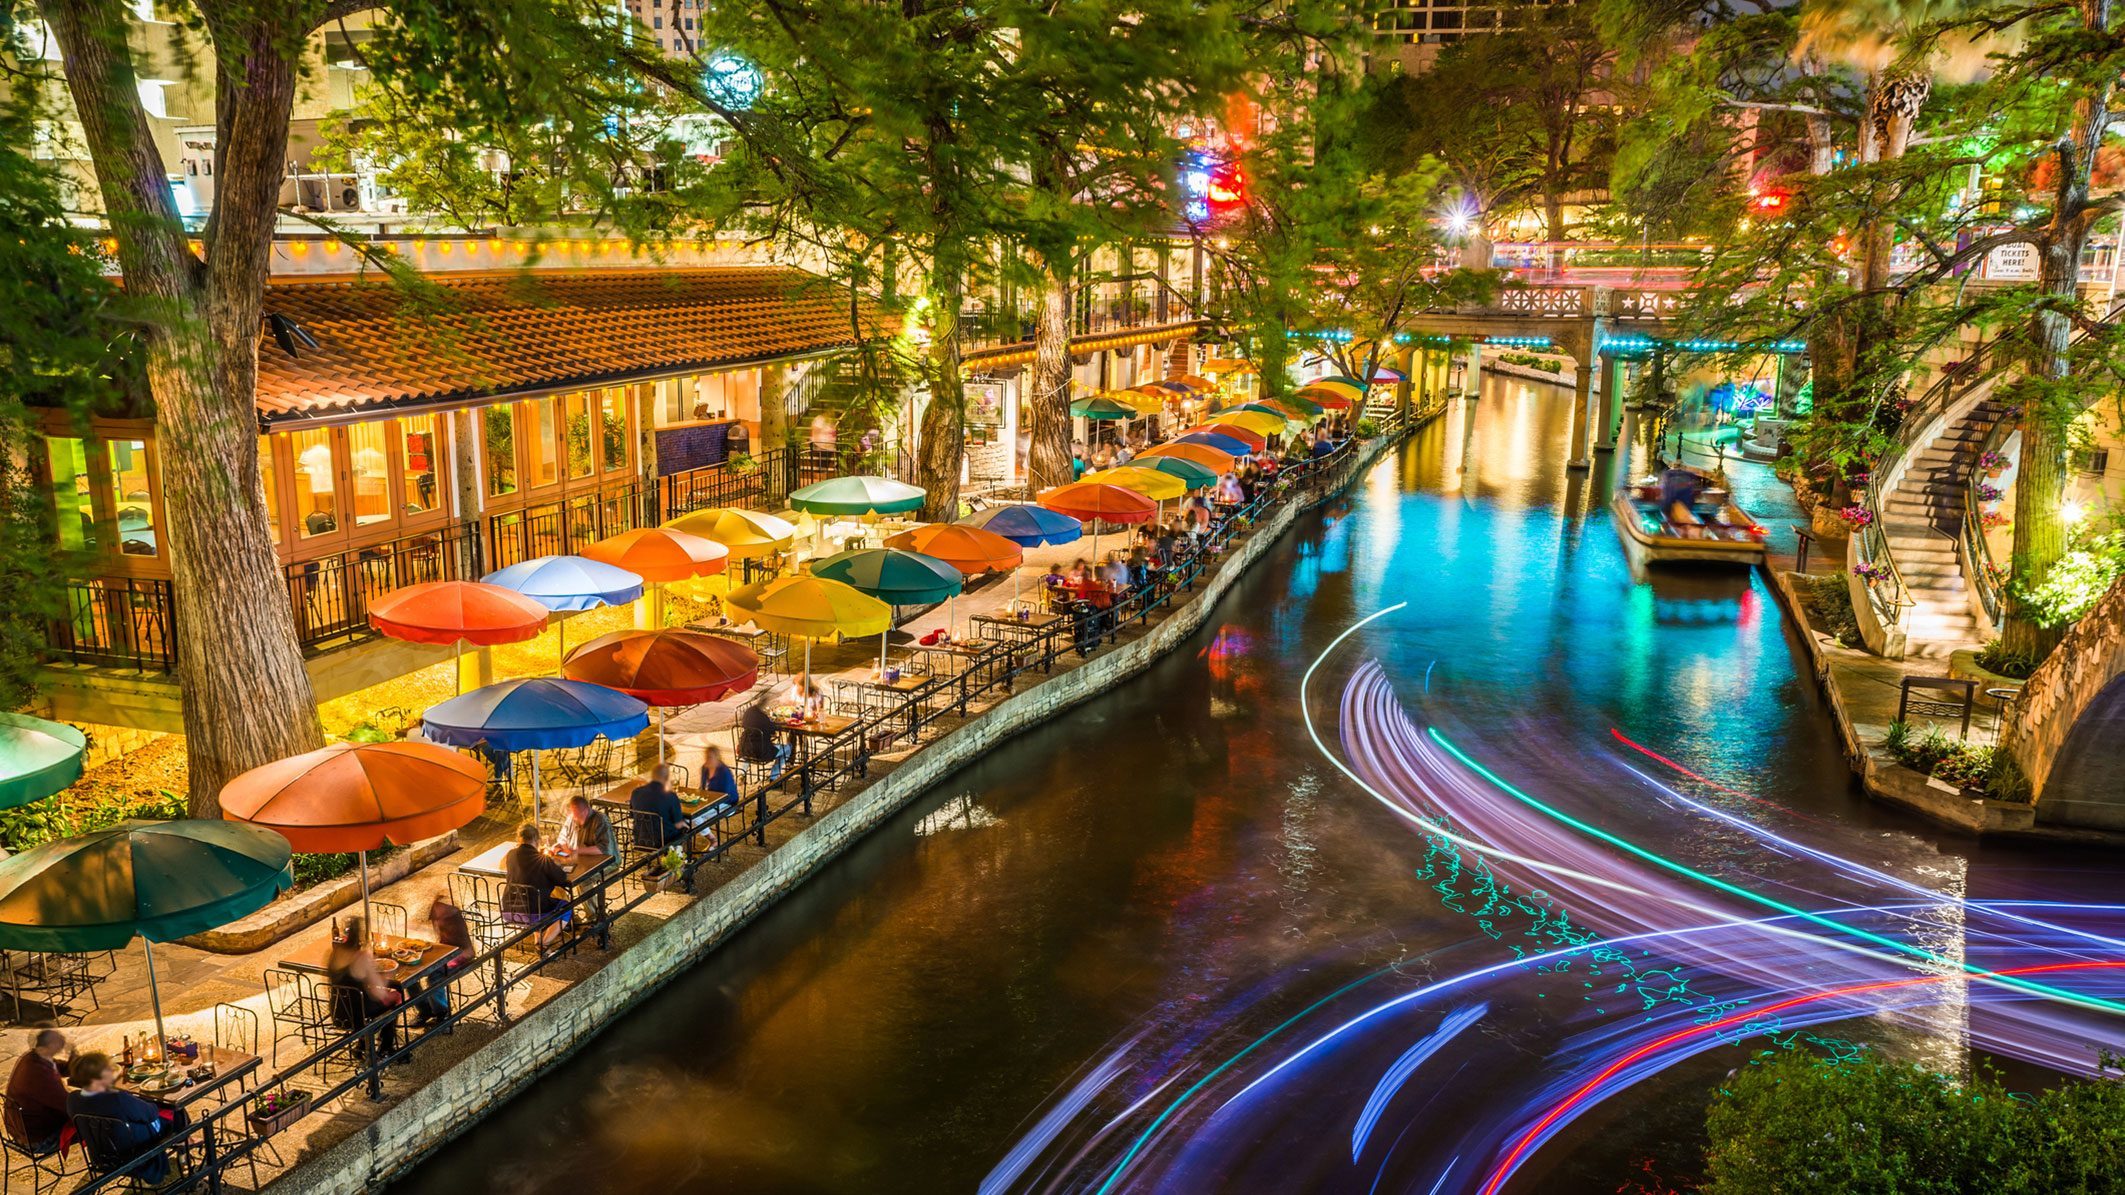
(1038, 483, 1157, 565)
(368, 580, 548, 646)
(220, 741, 489, 932)
(562, 629, 761, 761)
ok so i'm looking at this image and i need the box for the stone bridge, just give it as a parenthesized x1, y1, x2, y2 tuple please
(1999, 579, 2125, 830)
(1398, 282, 1696, 467)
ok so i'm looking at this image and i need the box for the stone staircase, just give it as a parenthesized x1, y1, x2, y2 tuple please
(1876, 396, 2008, 655)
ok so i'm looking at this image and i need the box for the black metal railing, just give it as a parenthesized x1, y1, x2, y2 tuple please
(58, 408, 1421, 1195)
(660, 447, 807, 521)
(287, 522, 486, 654)
(46, 577, 178, 672)
(485, 480, 656, 572)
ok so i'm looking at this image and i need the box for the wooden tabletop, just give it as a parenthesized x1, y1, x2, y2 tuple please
(859, 674, 934, 692)
(459, 842, 613, 885)
(973, 611, 1062, 629)
(780, 712, 858, 737)
(279, 934, 457, 983)
(692, 621, 769, 638)
(113, 1044, 260, 1109)
(592, 779, 728, 815)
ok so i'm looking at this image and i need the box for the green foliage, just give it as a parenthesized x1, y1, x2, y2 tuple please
(1883, 721, 1999, 794)
(1974, 638, 2040, 680)
(0, 787, 186, 854)
(1496, 352, 1565, 374)
(1799, 571, 1863, 647)
(1705, 1047, 2125, 1193)
(2009, 527, 2125, 629)
(1354, 417, 1380, 438)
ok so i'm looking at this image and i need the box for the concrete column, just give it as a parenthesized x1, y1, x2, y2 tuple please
(458, 646, 493, 691)
(1567, 360, 1596, 469)
(1596, 355, 1622, 451)
(1394, 344, 1416, 413)
(760, 363, 792, 451)
(1460, 344, 1483, 398)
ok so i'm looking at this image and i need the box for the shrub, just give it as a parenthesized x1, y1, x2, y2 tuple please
(0, 787, 186, 854)
(1354, 417, 1380, 438)
(1798, 572, 1862, 647)
(1975, 638, 2039, 679)
(1883, 722, 2003, 795)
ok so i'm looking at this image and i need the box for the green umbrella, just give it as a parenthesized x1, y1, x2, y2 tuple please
(0, 714, 86, 811)
(1143, 456, 1219, 490)
(788, 475, 926, 516)
(811, 549, 964, 670)
(0, 820, 292, 1050)
(1070, 396, 1139, 421)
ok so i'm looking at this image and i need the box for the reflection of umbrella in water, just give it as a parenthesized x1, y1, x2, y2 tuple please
(0, 821, 291, 1052)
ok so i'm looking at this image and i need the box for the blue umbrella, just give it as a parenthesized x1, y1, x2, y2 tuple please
(1175, 431, 1255, 458)
(961, 504, 1083, 547)
(483, 555, 645, 612)
(423, 678, 649, 818)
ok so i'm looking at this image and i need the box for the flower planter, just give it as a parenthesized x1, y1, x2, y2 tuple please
(248, 1092, 312, 1138)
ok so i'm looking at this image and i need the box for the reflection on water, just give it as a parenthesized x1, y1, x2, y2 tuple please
(395, 375, 2122, 1195)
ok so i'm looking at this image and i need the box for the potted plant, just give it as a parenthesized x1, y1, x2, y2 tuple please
(249, 1089, 313, 1137)
(1838, 505, 1874, 532)
(1851, 561, 1893, 588)
(1975, 482, 2004, 506)
(1979, 449, 2008, 478)
(1846, 470, 1871, 502)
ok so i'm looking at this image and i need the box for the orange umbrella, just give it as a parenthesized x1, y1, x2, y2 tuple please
(369, 580, 549, 646)
(581, 527, 729, 583)
(1177, 374, 1217, 390)
(564, 629, 761, 762)
(221, 741, 489, 933)
(884, 524, 1024, 576)
(1039, 482, 1156, 564)
(1179, 422, 1267, 452)
(1138, 442, 1239, 473)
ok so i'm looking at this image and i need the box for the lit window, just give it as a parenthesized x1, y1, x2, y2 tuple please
(401, 414, 441, 513)
(348, 420, 391, 526)
(483, 405, 517, 497)
(600, 390, 629, 473)
(46, 438, 95, 552)
(292, 428, 339, 536)
(564, 393, 596, 480)
(108, 439, 157, 556)
(526, 399, 560, 488)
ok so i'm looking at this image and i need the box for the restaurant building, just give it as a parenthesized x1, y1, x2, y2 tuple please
(37, 238, 1209, 734)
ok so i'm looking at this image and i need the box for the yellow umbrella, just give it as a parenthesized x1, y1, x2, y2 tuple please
(1297, 380, 1364, 404)
(663, 507, 797, 560)
(727, 573, 893, 679)
(1208, 409, 1290, 439)
(1202, 357, 1255, 375)
(1081, 465, 1187, 502)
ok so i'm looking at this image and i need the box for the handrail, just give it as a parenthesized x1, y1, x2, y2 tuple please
(61, 404, 1428, 1195)
(1962, 417, 2014, 626)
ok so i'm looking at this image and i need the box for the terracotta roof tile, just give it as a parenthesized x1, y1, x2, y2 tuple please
(254, 267, 882, 425)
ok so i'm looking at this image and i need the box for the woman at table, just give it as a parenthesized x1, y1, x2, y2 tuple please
(65, 1053, 185, 1182)
(1214, 471, 1244, 509)
(501, 823, 572, 950)
(787, 673, 826, 719)
(327, 916, 407, 1062)
(413, 892, 474, 1025)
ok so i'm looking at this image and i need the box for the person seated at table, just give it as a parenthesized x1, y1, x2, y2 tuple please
(1311, 427, 1337, 458)
(413, 892, 473, 1026)
(558, 794, 617, 861)
(1154, 523, 1179, 566)
(1187, 496, 1213, 539)
(65, 1053, 184, 1182)
(702, 745, 742, 811)
(1127, 548, 1153, 587)
(629, 764, 690, 861)
(1041, 562, 1068, 601)
(501, 823, 572, 950)
(1254, 447, 1280, 476)
(1214, 472, 1244, 508)
(785, 673, 826, 719)
(738, 698, 795, 783)
(327, 915, 407, 1062)
(6, 1029, 70, 1150)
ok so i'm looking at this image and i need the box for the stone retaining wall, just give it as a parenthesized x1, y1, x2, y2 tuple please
(273, 424, 1416, 1194)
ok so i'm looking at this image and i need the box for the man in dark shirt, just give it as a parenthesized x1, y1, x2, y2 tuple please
(629, 764, 688, 856)
(501, 822, 571, 950)
(736, 701, 793, 783)
(66, 1053, 181, 1182)
(5, 1029, 69, 1147)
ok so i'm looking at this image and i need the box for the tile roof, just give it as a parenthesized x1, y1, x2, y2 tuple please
(962, 320, 1204, 370)
(254, 267, 881, 425)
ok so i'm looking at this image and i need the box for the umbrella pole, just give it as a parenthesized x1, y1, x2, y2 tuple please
(658, 707, 667, 764)
(140, 939, 167, 1057)
(359, 850, 374, 944)
(532, 752, 544, 825)
(879, 629, 888, 676)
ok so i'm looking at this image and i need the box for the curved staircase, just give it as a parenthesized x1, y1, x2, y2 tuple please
(1874, 395, 2007, 655)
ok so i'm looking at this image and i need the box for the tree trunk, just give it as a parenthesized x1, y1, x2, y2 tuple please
(42, 0, 324, 813)
(914, 262, 966, 522)
(1027, 263, 1075, 492)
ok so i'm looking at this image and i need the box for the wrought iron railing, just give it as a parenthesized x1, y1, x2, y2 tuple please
(659, 446, 807, 520)
(484, 479, 656, 572)
(57, 410, 1420, 1195)
(286, 522, 485, 654)
(46, 577, 178, 672)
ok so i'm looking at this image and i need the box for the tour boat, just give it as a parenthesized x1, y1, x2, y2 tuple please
(1611, 467, 1767, 571)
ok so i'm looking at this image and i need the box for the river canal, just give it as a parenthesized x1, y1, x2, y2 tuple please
(396, 375, 2125, 1195)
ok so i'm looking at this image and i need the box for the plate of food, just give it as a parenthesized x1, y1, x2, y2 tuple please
(374, 957, 399, 975)
(391, 946, 424, 965)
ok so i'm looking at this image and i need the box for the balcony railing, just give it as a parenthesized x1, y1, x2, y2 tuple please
(287, 521, 486, 654)
(47, 577, 178, 672)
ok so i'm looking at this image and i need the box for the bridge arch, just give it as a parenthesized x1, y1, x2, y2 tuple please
(2000, 578, 2125, 830)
